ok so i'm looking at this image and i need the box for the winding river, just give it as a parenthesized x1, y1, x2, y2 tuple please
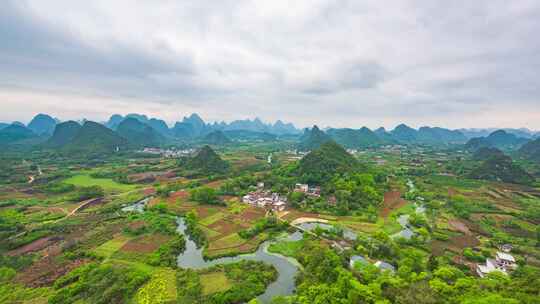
(175, 218, 301, 303)
(123, 198, 359, 302)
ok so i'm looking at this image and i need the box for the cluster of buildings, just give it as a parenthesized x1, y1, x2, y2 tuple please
(294, 183, 321, 197)
(139, 147, 196, 158)
(476, 245, 517, 278)
(242, 183, 287, 212)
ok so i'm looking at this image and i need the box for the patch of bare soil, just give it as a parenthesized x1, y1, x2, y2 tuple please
(447, 187, 458, 197)
(207, 219, 243, 236)
(448, 219, 471, 235)
(120, 234, 170, 253)
(143, 187, 156, 196)
(430, 233, 480, 256)
(16, 257, 89, 287)
(168, 190, 190, 203)
(7, 236, 61, 256)
(380, 191, 407, 218)
(240, 208, 266, 222)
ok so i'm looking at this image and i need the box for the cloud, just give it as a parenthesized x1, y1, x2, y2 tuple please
(0, 0, 539, 129)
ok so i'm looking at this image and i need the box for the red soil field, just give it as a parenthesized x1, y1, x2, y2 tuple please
(16, 257, 89, 287)
(7, 237, 58, 256)
(168, 190, 189, 203)
(448, 219, 471, 235)
(380, 191, 407, 217)
(143, 187, 156, 196)
(431, 234, 480, 256)
(120, 234, 170, 253)
(207, 219, 243, 235)
(240, 208, 266, 222)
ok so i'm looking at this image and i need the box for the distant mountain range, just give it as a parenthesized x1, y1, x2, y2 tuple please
(298, 124, 473, 151)
(1, 113, 538, 153)
(459, 128, 539, 139)
(104, 113, 300, 139)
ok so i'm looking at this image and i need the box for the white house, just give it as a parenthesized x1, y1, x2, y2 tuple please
(476, 251, 517, 278)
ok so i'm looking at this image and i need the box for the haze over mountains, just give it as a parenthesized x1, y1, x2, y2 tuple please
(1, 113, 539, 161)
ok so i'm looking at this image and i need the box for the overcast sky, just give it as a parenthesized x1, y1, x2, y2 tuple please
(1, 1, 539, 130)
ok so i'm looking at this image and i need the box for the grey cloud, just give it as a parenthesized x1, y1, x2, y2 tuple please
(1, 0, 540, 129)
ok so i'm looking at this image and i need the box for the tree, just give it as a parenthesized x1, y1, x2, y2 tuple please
(189, 187, 221, 205)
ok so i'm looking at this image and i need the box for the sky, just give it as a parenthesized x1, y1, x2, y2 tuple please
(1, 0, 540, 130)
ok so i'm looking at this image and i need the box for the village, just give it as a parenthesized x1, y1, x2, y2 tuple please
(241, 182, 321, 212)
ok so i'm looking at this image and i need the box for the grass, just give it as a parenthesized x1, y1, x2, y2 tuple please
(377, 217, 402, 234)
(106, 259, 156, 274)
(209, 233, 245, 249)
(93, 235, 131, 258)
(268, 240, 303, 258)
(338, 220, 378, 233)
(199, 226, 222, 238)
(199, 212, 226, 226)
(200, 272, 232, 295)
(64, 174, 136, 192)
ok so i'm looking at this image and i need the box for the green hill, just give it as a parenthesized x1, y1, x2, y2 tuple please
(116, 118, 164, 148)
(62, 121, 128, 154)
(27, 114, 57, 136)
(0, 124, 38, 146)
(327, 127, 386, 148)
(391, 124, 418, 143)
(465, 130, 529, 151)
(202, 130, 231, 145)
(298, 125, 332, 151)
(45, 121, 82, 148)
(518, 138, 540, 162)
(417, 127, 467, 144)
(468, 153, 533, 185)
(183, 145, 229, 175)
(472, 147, 505, 161)
(297, 141, 362, 183)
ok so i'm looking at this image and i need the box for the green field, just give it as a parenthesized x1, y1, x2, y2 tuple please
(200, 272, 232, 295)
(64, 174, 136, 192)
(199, 211, 226, 226)
(93, 235, 131, 258)
(268, 240, 304, 258)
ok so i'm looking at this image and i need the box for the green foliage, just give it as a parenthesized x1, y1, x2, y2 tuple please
(176, 269, 202, 303)
(68, 185, 104, 201)
(50, 263, 149, 304)
(326, 127, 388, 149)
(218, 175, 258, 196)
(297, 141, 362, 184)
(189, 186, 222, 205)
(116, 117, 164, 148)
(238, 217, 288, 239)
(177, 261, 277, 304)
(61, 121, 128, 155)
(39, 181, 76, 194)
(184, 212, 207, 248)
(146, 235, 186, 267)
(182, 145, 229, 176)
(297, 125, 332, 151)
(468, 153, 534, 185)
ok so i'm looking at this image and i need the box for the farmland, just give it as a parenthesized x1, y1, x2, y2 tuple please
(1, 139, 539, 304)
